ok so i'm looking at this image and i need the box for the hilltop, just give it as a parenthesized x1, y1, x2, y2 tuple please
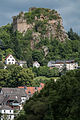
(13, 7, 68, 47)
(0, 8, 80, 66)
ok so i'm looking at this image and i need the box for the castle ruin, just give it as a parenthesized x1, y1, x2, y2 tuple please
(12, 12, 32, 33)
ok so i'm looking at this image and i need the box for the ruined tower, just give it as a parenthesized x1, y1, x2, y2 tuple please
(12, 12, 29, 33)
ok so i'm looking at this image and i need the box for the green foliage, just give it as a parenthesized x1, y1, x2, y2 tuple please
(32, 76, 58, 87)
(0, 12, 80, 67)
(16, 69, 80, 120)
(68, 28, 80, 40)
(0, 54, 2, 61)
(34, 20, 47, 34)
(32, 66, 59, 77)
(32, 50, 44, 63)
(24, 8, 58, 24)
(0, 62, 4, 69)
(0, 65, 34, 87)
(0, 69, 11, 87)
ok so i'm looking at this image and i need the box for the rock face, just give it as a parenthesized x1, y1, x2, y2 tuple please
(12, 8, 68, 45)
(13, 12, 33, 33)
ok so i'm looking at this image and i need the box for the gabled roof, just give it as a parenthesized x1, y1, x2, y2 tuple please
(48, 61, 55, 64)
(18, 83, 44, 95)
(33, 61, 40, 64)
(2, 95, 21, 104)
(5, 54, 13, 60)
(0, 94, 4, 104)
(2, 88, 27, 97)
(48, 60, 76, 66)
(18, 61, 27, 64)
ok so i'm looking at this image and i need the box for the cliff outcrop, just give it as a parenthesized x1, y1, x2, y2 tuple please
(12, 8, 68, 49)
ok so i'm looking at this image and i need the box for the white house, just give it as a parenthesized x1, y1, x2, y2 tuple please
(33, 61, 40, 68)
(0, 105, 14, 120)
(47, 60, 78, 71)
(5, 54, 16, 65)
(66, 61, 78, 70)
(18, 61, 27, 67)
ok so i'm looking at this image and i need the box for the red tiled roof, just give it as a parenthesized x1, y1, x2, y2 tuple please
(5, 54, 12, 60)
(18, 83, 44, 95)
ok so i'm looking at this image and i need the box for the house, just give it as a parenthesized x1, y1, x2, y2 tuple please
(76, 66, 80, 69)
(18, 83, 44, 98)
(33, 61, 40, 68)
(47, 60, 78, 70)
(0, 105, 14, 120)
(0, 88, 28, 110)
(47, 61, 55, 68)
(0, 87, 29, 120)
(0, 94, 4, 107)
(65, 60, 78, 70)
(18, 61, 27, 67)
(0, 84, 44, 119)
(5, 54, 16, 65)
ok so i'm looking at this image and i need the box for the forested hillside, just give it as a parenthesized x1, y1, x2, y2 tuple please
(0, 7, 80, 120)
(0, 8, 80, 67)
(15, 69, 80, 120)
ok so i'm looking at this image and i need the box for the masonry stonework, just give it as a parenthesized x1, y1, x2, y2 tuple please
(13, 12, 32, 33)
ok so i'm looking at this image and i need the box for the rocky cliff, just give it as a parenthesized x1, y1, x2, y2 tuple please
(13, 7, 68, 50)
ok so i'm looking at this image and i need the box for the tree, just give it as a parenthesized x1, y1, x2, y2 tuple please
(16, 69, 80, 120)
(16, 68, 34, 86)
(32, 50, 44, 63)
(0, 54, 2, 61)
(9, 66, 34, 87)
(0, 62, 4, 69)
(68, 28, 80, 40)
(0, 69, 11, 87)
(32, 66, 59, 77)
(5, 48, 14, 57)
(0, 65, 34, 87)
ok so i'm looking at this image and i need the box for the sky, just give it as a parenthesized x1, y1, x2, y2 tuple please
(0, 0, 80, 34)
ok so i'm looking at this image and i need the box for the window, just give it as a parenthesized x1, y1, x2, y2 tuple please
(35, 87, 37, 90)
(9, 62, 11, 64)
(28, 91, 31, 94)
(4, 110, 5, 113)
(10, 110, 11, 112)
(12, 59, 14, 61)
(8, 59, 10, 61)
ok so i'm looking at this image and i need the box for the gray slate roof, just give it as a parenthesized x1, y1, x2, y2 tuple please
(0, 94, 4, 104)
(2, 88, 27, 97)
(48, 60, 75, 67)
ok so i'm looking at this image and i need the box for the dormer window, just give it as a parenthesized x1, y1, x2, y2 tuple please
(28, 91, 31, 94)
(35, 87, 37, 90)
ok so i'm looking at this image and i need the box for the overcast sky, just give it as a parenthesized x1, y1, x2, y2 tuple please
(0, 0, 80, 34)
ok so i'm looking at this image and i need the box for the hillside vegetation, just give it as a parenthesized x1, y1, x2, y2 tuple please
(0, 8, 80, 67)
(15, 69, 80, 120)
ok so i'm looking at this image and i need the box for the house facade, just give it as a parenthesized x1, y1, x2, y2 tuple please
(18, 61, 27, 67)
(5, 55, 16, 65)
(0, 87, 28, 120)
(0, 106, 14, 120)
(48, 60, 78, 70)
(33, 61, 40, 68)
